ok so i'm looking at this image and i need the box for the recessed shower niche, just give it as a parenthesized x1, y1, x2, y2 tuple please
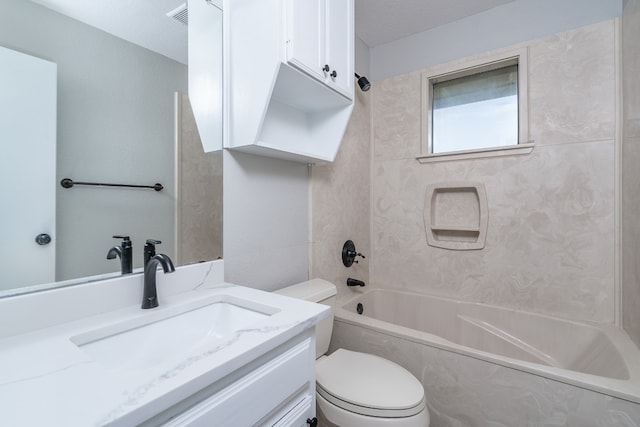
(424, 182, 488, 250)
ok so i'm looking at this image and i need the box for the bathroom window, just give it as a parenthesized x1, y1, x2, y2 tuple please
(420, 49, 530, 162)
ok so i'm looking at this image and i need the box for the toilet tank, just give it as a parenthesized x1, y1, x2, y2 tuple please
(275, 279, 336, 358)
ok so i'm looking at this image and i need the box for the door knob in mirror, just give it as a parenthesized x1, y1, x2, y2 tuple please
(35, 233, 52, 245)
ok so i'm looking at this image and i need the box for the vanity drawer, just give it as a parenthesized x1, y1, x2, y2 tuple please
(270, 395, 314, 427)
(163, 336, 314, 426)
(255, 387, 314, 426)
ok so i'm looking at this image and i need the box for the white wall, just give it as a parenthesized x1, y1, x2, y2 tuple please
(223, 150, 309, 290)
(354, 36, 371, 78)
(370, 0, 622, 81)
(0, 0, 187, 281)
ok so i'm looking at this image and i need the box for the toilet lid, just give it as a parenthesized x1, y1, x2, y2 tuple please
(316, 349, 425, 418)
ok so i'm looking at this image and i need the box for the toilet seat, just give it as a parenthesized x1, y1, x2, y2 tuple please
(316, 349, 426, 418)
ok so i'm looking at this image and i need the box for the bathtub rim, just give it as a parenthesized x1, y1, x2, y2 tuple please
(334, 287, 640, 405)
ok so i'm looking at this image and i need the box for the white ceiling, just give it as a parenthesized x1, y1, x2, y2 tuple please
(31, 0, 515, 64)
(31, 0, 190, 63)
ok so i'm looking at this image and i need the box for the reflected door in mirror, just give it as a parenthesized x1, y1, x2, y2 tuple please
(0, 46, 57, 290)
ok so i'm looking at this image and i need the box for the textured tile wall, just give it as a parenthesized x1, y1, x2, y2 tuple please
(622, 0, 640, 139)
(371, 21, 617, 323)
(622, 0, 640, 346)
(310, 89, 371, 302)
(177, 93, 223, 265)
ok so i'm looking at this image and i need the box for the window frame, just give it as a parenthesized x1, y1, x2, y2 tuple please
(419, 48, 531, 163)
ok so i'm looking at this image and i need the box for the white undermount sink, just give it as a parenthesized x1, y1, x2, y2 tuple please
(70, 295, 280, 373)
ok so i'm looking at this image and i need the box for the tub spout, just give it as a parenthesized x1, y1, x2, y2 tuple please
(347, 278, 366, 287)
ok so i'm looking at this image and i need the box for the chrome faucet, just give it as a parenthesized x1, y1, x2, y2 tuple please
(106, 235, 133, 274)
(142, 239, 175, 309)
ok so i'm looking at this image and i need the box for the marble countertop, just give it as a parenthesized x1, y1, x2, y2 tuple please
(0, 279, 328, 426)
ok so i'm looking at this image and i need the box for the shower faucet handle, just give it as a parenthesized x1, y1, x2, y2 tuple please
(342, 240, 366, 267)
(346, 249, 365, 259)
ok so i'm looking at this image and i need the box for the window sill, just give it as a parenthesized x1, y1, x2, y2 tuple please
(416, 142, 534, 164)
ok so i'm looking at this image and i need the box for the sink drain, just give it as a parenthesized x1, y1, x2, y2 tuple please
(356, 303, 364, 315)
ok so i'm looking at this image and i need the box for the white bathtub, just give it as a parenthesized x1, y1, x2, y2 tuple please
(333, 288, 640, 407)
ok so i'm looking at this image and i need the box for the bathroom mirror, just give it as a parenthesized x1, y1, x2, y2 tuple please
(0, 0, 223, 296)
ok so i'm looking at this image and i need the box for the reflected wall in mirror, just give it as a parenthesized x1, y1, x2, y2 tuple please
(176, 92, 223, 265)
(0, 0, 223, 296)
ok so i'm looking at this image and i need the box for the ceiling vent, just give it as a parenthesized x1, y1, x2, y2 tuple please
(167, 3, 188, 26)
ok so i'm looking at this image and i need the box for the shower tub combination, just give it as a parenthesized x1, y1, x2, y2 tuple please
(331, 288, 640, 426)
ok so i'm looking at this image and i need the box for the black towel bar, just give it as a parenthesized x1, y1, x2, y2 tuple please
(60, 178, 163, 192)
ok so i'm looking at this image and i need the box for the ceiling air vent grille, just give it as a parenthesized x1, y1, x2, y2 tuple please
(167, 3, 188, 26)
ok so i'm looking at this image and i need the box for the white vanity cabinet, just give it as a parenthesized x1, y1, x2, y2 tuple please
(285, 0, 354, 98)
(224, 0, 355, 163)
(152, 332, 317, 427)
(0, 264, 329, 427)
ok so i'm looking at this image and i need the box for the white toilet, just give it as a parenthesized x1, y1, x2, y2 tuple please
(276, 279, 430, 427)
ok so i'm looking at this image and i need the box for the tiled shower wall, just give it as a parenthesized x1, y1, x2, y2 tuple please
(370, 21, 618, 324)
(622, 0, 640, 345)
(310, 89, 371, 302)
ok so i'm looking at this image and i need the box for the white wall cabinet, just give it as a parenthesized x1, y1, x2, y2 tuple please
(286, 0, 354, 98)
(224, 0, 354, 163)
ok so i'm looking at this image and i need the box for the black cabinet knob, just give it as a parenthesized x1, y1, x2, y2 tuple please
(322, 64, 330, 72)
(307, 417, 318, 427)
(330, 70, 337, 78)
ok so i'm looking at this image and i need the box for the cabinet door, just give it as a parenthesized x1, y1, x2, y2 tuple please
(286, 0, 325, 81)
(325, 0, 353, 97)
